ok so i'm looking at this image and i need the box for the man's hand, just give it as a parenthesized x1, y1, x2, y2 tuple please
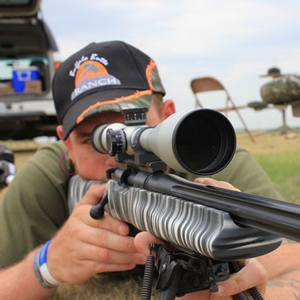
(134, 232, 268, 300)
(194, 177, 241, 191)
(47, 184, 146, 284)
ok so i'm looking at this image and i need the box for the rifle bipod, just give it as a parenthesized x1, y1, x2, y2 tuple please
(141, 243, 238, 300)
(141, 244, 264, 300)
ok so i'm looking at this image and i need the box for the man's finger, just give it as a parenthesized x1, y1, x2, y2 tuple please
(214, 259, 267, 297)
(134, 231, 168, 256)
(76, 183, 107, 206)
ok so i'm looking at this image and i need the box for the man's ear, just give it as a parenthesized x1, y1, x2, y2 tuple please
(56, 125, 63, 140)
(56, 125, 72, 150)
(161, 99, 176, 120)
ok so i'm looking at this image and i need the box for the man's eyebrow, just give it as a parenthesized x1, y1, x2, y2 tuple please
(75, 131, 91, 138)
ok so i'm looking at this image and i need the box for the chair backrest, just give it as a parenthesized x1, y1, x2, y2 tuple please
(190, 77, 231, 110)
(190, 76, 255, 142)
(191, 76, 226, 94)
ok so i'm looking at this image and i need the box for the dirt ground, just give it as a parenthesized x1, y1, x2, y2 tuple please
(236, 129, 300, 155)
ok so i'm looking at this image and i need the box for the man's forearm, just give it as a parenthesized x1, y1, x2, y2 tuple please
(263, 240, 300, 299)
(0, 249, 57, 300)
(266, 272, 300, 299)
(258, 239, 300, 279)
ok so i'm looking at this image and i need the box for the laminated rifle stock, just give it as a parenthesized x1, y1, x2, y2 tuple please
(106, 180, 282, 261)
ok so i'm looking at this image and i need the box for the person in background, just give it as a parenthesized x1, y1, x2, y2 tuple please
(0, 142, 16, 188)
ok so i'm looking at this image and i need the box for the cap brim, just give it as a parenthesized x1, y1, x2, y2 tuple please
(62, 88, 152, 140)
(260, 73, 281, 78)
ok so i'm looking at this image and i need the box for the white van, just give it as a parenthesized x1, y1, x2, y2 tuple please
(0, 0, 60, 139)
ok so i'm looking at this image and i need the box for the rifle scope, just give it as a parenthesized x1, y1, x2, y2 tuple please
(91, 108, 236, 175)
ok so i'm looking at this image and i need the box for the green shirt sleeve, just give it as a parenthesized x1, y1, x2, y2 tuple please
(0, 141, 73, 267)
(210, 146, 283, 200)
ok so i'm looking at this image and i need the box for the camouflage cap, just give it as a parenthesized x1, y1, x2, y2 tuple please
(260, 67, 282, 78)
(52, 41, 166, 140)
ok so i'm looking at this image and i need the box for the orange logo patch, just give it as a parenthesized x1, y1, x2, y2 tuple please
(75, 61, 108, 86)
(71, 60, 121, 101)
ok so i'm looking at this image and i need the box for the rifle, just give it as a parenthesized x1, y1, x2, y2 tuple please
(89, 108, 300, 300)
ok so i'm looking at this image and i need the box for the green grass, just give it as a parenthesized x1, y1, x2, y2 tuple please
(253, 150, 300, 204)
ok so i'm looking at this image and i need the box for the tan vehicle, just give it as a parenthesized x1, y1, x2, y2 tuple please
(0, 0, 60, 139)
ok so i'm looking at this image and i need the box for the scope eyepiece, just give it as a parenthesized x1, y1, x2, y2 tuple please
(106, 128, 127, 156)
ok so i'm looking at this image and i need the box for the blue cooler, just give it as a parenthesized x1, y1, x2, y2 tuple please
(12, 67, 39, 93)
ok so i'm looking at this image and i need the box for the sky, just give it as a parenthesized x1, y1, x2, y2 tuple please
(40, 0, 300, 132)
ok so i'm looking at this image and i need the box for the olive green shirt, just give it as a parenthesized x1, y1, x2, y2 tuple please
(0, 141, 282, 267)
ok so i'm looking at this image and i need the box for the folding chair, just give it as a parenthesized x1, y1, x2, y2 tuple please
(190, 76, 255, 142)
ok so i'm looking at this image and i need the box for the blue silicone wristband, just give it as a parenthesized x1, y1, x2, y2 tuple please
(34, 239, 61, 287)
(39, 240, 51, 267)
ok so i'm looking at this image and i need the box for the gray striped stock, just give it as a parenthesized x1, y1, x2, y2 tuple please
(68, 175, 280, 260)
(106, 180, 281, 261)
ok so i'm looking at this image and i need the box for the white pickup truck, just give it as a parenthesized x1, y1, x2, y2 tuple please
(0, 0, 60, 139)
